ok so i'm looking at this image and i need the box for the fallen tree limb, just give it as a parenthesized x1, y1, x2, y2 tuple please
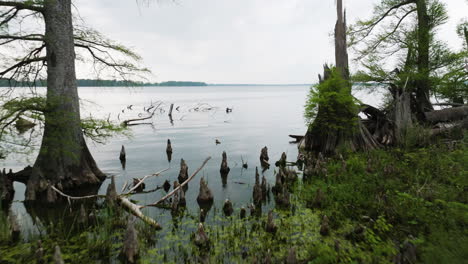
(425, 105, 468, 123)
(119, 197, 161, 229)
(144, 156, 211, 208)
(51, 186, 106, 200)
(123, 167, 169, 195)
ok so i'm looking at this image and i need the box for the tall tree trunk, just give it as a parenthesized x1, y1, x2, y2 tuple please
(415, 0, 433, 117)
(25, 0, 105, 202)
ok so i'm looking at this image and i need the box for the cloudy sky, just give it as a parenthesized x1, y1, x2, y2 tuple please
(77, 0, 467, 84)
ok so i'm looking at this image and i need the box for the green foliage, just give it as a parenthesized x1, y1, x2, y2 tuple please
(304, 67, 358, 132)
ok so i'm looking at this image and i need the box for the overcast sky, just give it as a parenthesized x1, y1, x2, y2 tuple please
(77, 0, 467, 84)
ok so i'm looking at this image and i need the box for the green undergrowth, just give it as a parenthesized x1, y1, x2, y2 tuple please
(1, 137, 466, 263)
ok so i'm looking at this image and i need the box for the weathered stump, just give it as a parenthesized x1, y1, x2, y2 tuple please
(166, 139, 173, 162)
(178, 159, 188, 184)
(219, 151, 231, 176)
(265, 210, 277, 234)
(0, 168, 14, 205)
(194, 223, 210, 249)
(275, 152, 287, 167)
(119, 145, 126, 169)
(261, 175, 268, 201)
(260, 147, 270, 170)
(252, 167, 263, 205)
(223, 199, 233, 217)
(8, 211, 20, 243)
(120, 218, 139, 264)
(106, 176, 118, 206)
(132, 178, 145, 192)
(77, 204, 88, 225)
(163, 180, 171, 192)
(240, 206, 246, 219)
(197, 177, 214, 206)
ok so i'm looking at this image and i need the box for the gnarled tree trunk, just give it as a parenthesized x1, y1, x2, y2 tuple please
(25, 0, 105, 202)
(304, 0, 379, 155)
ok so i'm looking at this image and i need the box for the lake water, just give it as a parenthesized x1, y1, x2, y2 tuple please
(2, 85, 383, 235)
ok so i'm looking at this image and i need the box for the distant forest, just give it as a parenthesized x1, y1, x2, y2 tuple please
(0, 79, 207, 87)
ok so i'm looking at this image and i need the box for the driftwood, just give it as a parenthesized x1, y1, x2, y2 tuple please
(122, 103, 161, 127)
(425, 105, 468, 123)
(124, 168, 169, 195)
(288, 135, 304, 143)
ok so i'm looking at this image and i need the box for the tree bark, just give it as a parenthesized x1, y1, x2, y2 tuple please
(415, 0, 433, 116)
(25, 0, 105, 202)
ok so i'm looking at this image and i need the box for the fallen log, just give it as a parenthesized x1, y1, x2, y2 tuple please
(425, 105, 468, 123)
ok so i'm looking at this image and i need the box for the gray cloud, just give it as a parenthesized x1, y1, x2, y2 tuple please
(76, 0, 467, 84)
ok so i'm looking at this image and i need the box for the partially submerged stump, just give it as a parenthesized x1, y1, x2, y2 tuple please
(163, 180, 171, 192)
(199, 208, 207, 223)
(240, 206, 246, 219)
(252, 167, 263, 205)
(275, 152, 287, 167)
(178, 159, 189, 185)
(132, 178, 146, 192)
(120, 145, 126, 169)
(220, 151, 230, 175)
(166, 139, 173, 162)
(120, 218, 139, 264)
(275, 186, 291, 208)
(194, 223, 210, 249)
(197, 177, 214, 205)
(265, 210, 277, 234)
(223, 199, 234, 216)
(260, 147, 270, 169)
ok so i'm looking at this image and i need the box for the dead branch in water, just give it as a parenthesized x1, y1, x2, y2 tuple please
(123, 167, 169, 195)
(121, 102, 162, 126)
(144, 157, 211, 208)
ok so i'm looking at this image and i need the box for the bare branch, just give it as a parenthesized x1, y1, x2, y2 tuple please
(0, 1, 44, 12)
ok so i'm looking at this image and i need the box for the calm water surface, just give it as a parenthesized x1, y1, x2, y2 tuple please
(3, 85, 382, 235)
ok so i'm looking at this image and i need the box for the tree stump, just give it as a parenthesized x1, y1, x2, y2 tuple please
(260, 147, 270, 169)
(178, 159, 189, 185)
(252, 167, 263, 205)
(197, 177, 213, 206)
(220, 151, 230, 183)
(240, 206, 246, 219)
(223, 199, 234, 217)
(119, 145, 126, 169)
(120, 218, 139, 264)
(320, 215, 330, 236)
(0, 168, 14, 205)
(194, 223, 210, 249)
(106, 176, 118, 206)
(166, 139, 173, 162)
(265, 210, 277, 234)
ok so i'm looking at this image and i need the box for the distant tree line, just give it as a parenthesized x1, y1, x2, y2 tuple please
(0, 79, 207, 87)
